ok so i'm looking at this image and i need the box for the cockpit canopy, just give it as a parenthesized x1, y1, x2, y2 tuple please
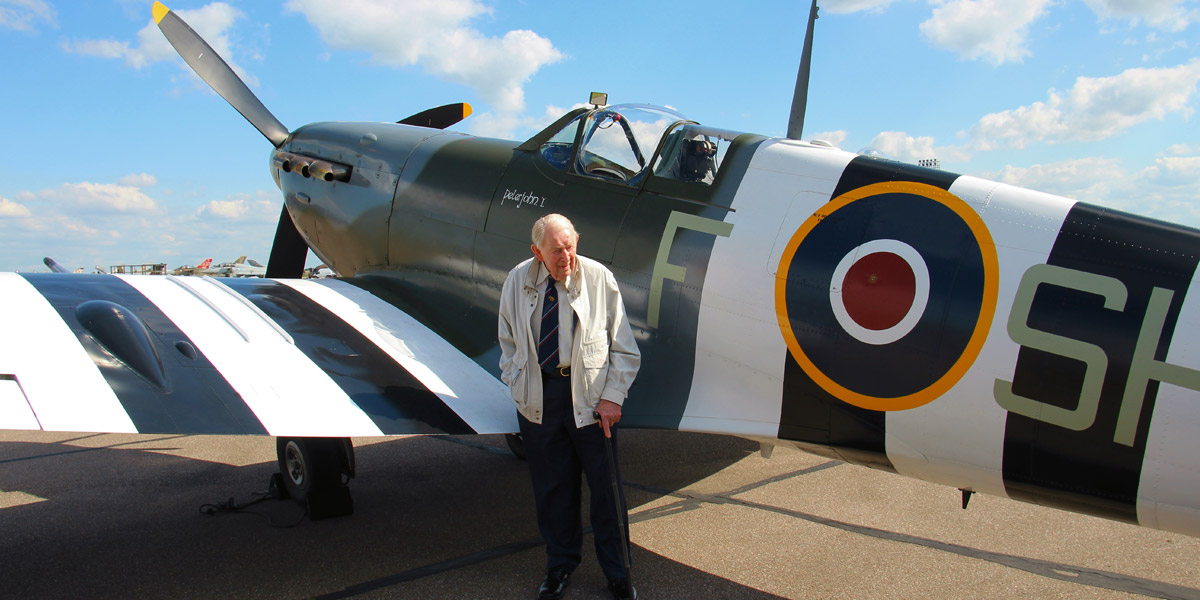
(535, 104, 741, 187)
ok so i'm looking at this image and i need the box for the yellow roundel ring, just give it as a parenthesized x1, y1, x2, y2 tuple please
(774, 181, 999, 411)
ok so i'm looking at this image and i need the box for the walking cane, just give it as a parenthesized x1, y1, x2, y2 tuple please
(595, 410, 634, 595)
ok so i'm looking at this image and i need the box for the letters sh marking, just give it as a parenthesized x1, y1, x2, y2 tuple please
(995, 263, 1200, 447)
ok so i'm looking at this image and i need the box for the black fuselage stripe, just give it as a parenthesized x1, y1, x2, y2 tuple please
(1001, 203, 1200, 523)
(221, 279, 474, 435)
(777, 156, 961, 471)
(19, 274, 267, 435)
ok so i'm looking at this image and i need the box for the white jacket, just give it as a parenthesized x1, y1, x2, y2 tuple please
(497, 255, 641, 427)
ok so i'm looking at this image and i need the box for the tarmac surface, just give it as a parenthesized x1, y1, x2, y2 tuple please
(2, 429, 1200, 599)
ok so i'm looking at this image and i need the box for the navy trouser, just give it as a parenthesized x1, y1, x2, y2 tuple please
(518, 375, 630, 581)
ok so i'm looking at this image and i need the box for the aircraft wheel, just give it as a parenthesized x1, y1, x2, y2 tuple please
(274, 439, 345, 499)
(505, 433, 526, 460)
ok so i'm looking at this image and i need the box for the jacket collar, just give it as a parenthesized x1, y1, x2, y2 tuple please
(523, 258, 578, 295)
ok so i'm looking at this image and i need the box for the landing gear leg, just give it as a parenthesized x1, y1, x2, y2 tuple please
(275, 437, 355, 520)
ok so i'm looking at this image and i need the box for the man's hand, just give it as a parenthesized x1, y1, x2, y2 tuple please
(594, 399, 622, 438)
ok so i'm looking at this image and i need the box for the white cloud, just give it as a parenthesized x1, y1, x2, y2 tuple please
(967, 62, 1200, 149)
(34, 182, 157, 213)
(198, 199, 249, 219)
(983, 152, 1200, 228)
(0, 183, 281, 272)
(62, 38, 128, 59)
(1129, 158, 1200, 225)
(821, 0, 896, 14)
(115, 0, 149, 19)
(117, 173, 158, 188)
(195, 191, 278, 221)
(1083, 0, 1198, 32)
(64, 3, 257, 86)
(0, 197, 31, 218)
(63, 220, 107, 238)
(469, 112, 533, 140)
(283, 0, 563, 114)
(0, 0, 55, 32)
(1141, 155, 1200, 186)
(8, 211, 122, 244)
(869, 131, 939, 163)
(1068, 63, 1200, 135)
(468, 103, 580, 140)
(990, 157, 1126, 203)
(920, 0, 1053, 65)
(1163, 143, 1197, 155)
(1, 181, 153, 260)
(968, 98, 1068, 149)
(808, 130, 848, 147)
(935, 144, 973, 164)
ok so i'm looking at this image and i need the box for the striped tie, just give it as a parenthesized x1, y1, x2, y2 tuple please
(538, 276, 559, 371)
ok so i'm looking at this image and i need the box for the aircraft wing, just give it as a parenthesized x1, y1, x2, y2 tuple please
(0, 273, 515, 437)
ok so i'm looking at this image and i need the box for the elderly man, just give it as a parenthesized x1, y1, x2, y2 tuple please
(498, 214, 641, 600)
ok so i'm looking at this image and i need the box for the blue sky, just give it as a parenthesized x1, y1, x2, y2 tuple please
(1, 0, 1197, 273)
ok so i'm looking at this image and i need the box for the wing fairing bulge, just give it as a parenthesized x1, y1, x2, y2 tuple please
(0, 273, 515, 437)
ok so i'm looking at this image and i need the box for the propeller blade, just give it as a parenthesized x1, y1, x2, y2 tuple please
(153, 2, 289, 147)
(786, 0, 819, 141)
(265, 206, 309, 279)
(398, 103, 474, 129)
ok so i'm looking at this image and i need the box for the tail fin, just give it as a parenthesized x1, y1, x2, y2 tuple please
(43, 257, 70, 273)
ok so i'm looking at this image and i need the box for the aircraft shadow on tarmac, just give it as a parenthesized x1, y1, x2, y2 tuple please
(0, 430, 789, 599)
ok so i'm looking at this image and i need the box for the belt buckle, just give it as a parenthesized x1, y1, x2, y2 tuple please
(559, 366, 570, 377)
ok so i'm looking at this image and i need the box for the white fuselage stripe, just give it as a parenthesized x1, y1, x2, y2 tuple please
(682, 141, 854, 436)
(1137, 273, 1200, 536)
(680, 138, 1085, 500)
(0, 378, 42, 430)
(881, 177, 1074, 497)
(278, 279, 516, 434)
(0, 273, 136, 433)
(117, 275, 384, 437)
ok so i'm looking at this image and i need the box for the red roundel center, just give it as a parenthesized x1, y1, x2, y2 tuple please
(841, 252, 916, 331)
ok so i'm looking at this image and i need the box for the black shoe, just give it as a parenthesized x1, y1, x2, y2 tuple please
(538, 568, 570, 600)
(607, 577, 638, 599)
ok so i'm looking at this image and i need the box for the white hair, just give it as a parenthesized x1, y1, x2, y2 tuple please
(531, 213, 578, 246)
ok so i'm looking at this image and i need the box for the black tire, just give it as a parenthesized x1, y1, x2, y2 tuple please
(339, 437, 356, 478)
(276, 437, 345, 500)
(505, 433, 526, 460)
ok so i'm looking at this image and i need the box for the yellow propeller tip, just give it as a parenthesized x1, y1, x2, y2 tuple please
(462, 103, 473, 119)
(152, 2, 170, 24)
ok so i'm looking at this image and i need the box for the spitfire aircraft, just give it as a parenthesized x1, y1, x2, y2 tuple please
(2, 0, 1200, 534)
